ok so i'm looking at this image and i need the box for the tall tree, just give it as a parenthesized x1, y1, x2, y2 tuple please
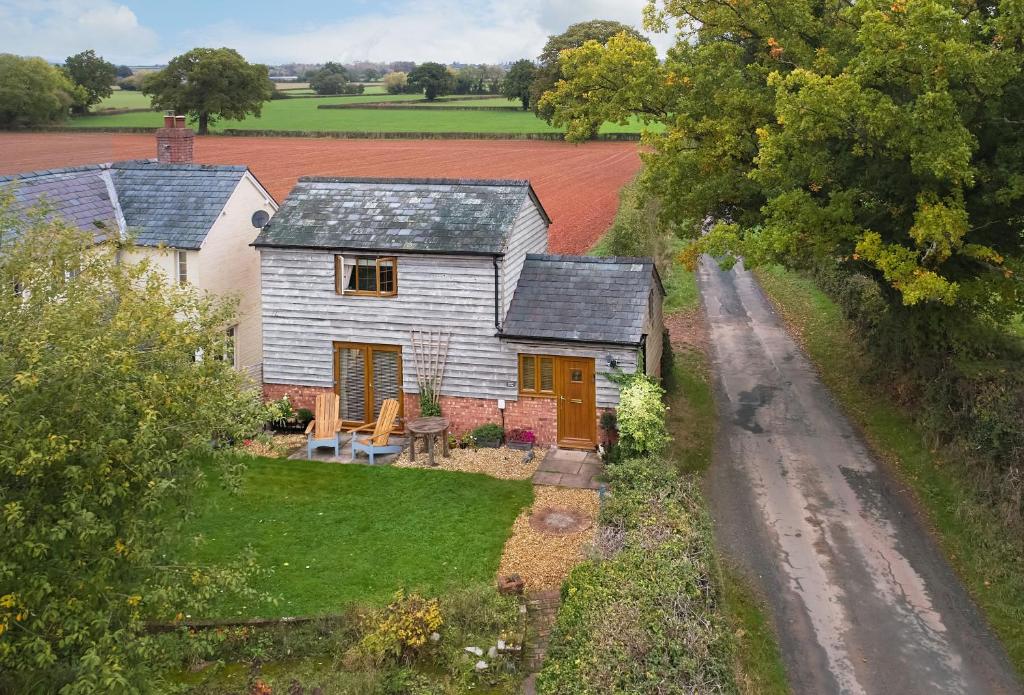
(408, 62, 454, 101)
(142, 48, 274, 134)
(540, 1, 1024, 325)
(383, 71, 410, 94)
(115, 64, 133, 78)
(530, 19, 647, 135)
(309, 62, 352, 95)
(502, 59, 537, 110)
(63, 49, 117, 113)
(0, 194, 265, 692)
(0, 54, 83, 127)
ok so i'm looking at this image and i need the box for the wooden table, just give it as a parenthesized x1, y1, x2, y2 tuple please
(406, 416, 451, 467)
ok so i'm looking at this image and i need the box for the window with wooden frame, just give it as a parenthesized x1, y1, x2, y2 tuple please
(519, 354, 555, 396)
(335, 255, 398, 297)
(176, 250, 188, 285)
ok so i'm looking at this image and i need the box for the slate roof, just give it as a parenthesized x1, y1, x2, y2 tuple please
(253, 177, 550, 255)
(0, 165, 119, 243)
(502, 255, 664, 345)
(110, 162, 249, 249)
(1, 161, 252, 249)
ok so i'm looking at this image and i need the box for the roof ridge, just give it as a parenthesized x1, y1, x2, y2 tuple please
(297, 176, 531, 187)
(0, 163, 111, 183)
(110, 160, 248, 172)
(526, 253, 655, 265)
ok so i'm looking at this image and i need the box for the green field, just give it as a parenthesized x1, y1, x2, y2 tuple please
(76, 95, 655, 134)
(95, 90, 154, 110)
(181, 457, 532, 617)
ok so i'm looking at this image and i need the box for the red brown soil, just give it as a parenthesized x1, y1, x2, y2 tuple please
(0, 133, 642, 253)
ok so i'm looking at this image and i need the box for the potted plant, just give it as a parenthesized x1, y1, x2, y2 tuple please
(459, 433, 475, 450)
(506, 428, 535, 451)
(470, 423, 504, 449)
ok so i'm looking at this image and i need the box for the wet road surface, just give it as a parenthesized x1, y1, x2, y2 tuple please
(699, 259, 1020, 694)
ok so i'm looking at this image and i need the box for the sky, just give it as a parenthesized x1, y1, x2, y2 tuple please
(0, 0, 675, 66)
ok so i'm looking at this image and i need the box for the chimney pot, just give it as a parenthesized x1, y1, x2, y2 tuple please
(163, 113, 175, 128)
(174, 115, 186, 129)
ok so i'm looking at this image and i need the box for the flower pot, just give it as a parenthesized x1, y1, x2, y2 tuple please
(507, 441, 533, 451)
(476, 437, 502, 449)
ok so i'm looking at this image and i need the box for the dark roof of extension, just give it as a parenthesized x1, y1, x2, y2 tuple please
(0, 161, 253, 249)
(502, 255, 665, 346)
(253, 177, 551, 255)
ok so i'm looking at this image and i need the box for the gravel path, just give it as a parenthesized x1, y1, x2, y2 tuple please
(699, 259, 1020, 694)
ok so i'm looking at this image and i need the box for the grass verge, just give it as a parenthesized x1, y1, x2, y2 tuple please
(755, 264, 1024, 676)
(180, 457, 532, 617)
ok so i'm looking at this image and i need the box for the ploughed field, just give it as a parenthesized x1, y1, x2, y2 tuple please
(0, 132, 642, 253)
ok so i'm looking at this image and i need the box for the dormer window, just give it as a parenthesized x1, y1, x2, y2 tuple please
(335, 255, 397, 297)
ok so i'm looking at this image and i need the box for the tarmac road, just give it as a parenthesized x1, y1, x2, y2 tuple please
(699, 259, 1020, 694)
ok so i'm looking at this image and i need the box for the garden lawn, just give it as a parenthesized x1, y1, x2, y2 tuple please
(181, 457, 532, 618)
(72, 98, 656, 135)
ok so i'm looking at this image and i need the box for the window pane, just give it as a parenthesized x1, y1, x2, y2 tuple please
(338, 348, 366, 421)
(540, 358, 554, 391)
(378, 259, 395, 294)
(520, 355, 536, 392)
(356, 259, 376, 292)
(372, 349, 400, 417)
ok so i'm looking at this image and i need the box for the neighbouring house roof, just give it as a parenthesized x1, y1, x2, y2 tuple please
(502, 254, 665, 346)
(253, 177, 551, 255)
(0, 161, 256, 250)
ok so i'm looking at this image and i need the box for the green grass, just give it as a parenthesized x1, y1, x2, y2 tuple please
(73, 95, 655, 135)
(181, 457, 532, 618)
(94, 90, 153, 110)
(755, 264, 1024, 676)
(720, 564, 791, 695)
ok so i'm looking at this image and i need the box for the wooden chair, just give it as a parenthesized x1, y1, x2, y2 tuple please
(305, 394, 343, 458)
(347, 399, 402, 465)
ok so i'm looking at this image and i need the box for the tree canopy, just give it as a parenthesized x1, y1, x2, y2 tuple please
(142, 47, 274, 134)
(0, 54, 83, 127)
(63, 49, 116, 113)
(309, 63, 362, 95)
(408, 62, 454, 100)
(502, 59, 537, 110)
(540, 1, 1024, 323)
(530, 19, 647, 135)
(0, 195, 265, 691)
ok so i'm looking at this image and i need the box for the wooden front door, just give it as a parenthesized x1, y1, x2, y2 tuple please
(556, 356, 596, 449)
(333, 342, 403, 425)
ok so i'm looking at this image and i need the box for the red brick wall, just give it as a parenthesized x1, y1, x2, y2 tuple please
(268, 383, 611, 448)
(263, 383, 333, 412)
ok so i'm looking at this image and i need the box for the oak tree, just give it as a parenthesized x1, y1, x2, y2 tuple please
(143, 47, 274, 134)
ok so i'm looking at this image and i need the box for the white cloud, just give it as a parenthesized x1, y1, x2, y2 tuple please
(0, 0, 673, 66)
(0, 0, 161, 64)
(194, 0, 673, 65)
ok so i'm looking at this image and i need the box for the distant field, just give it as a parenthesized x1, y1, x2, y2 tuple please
(274, 81, 310, 91)
(94, 90, 153, 111)
(76, 94, 655, 135)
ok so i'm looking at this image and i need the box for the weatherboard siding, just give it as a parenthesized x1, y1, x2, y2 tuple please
(261, 248, 515, 399)
(500, 200, 549, 321)
(260, 247, 633, 407)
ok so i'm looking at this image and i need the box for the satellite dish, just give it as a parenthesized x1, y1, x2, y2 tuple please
(251, 210, 271, 229)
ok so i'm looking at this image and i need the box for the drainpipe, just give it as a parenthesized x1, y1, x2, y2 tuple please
(493, 257, 501, 332)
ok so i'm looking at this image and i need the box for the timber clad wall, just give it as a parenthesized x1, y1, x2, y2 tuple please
(500, 201, 548, 321)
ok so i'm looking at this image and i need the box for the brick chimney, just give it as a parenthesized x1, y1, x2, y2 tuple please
(156, 112, 194, 164)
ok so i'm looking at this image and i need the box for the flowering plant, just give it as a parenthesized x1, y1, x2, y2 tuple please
(507, 428, 536, 444)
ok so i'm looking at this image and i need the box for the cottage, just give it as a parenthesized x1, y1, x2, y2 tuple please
(255, 177, 664, 448)
(0, 116, 278, 380)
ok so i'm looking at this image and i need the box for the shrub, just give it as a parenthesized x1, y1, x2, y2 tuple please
(296, 408, 314, 425)
(358, 591, 443, 664)
(264, 395, 294, 427)
(507, 428, 536, 444)
(470, 423, 504, 442)
(615, 373, 669, 457)
(419, 387, 442, 417)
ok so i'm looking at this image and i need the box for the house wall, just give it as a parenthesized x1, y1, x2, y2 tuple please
(120, 172, 276, 382)
(194, 173, 277, 381)
(260, 246, 637, 407)
(499, 200, 548, 322)
(645, 282, 665, 379)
